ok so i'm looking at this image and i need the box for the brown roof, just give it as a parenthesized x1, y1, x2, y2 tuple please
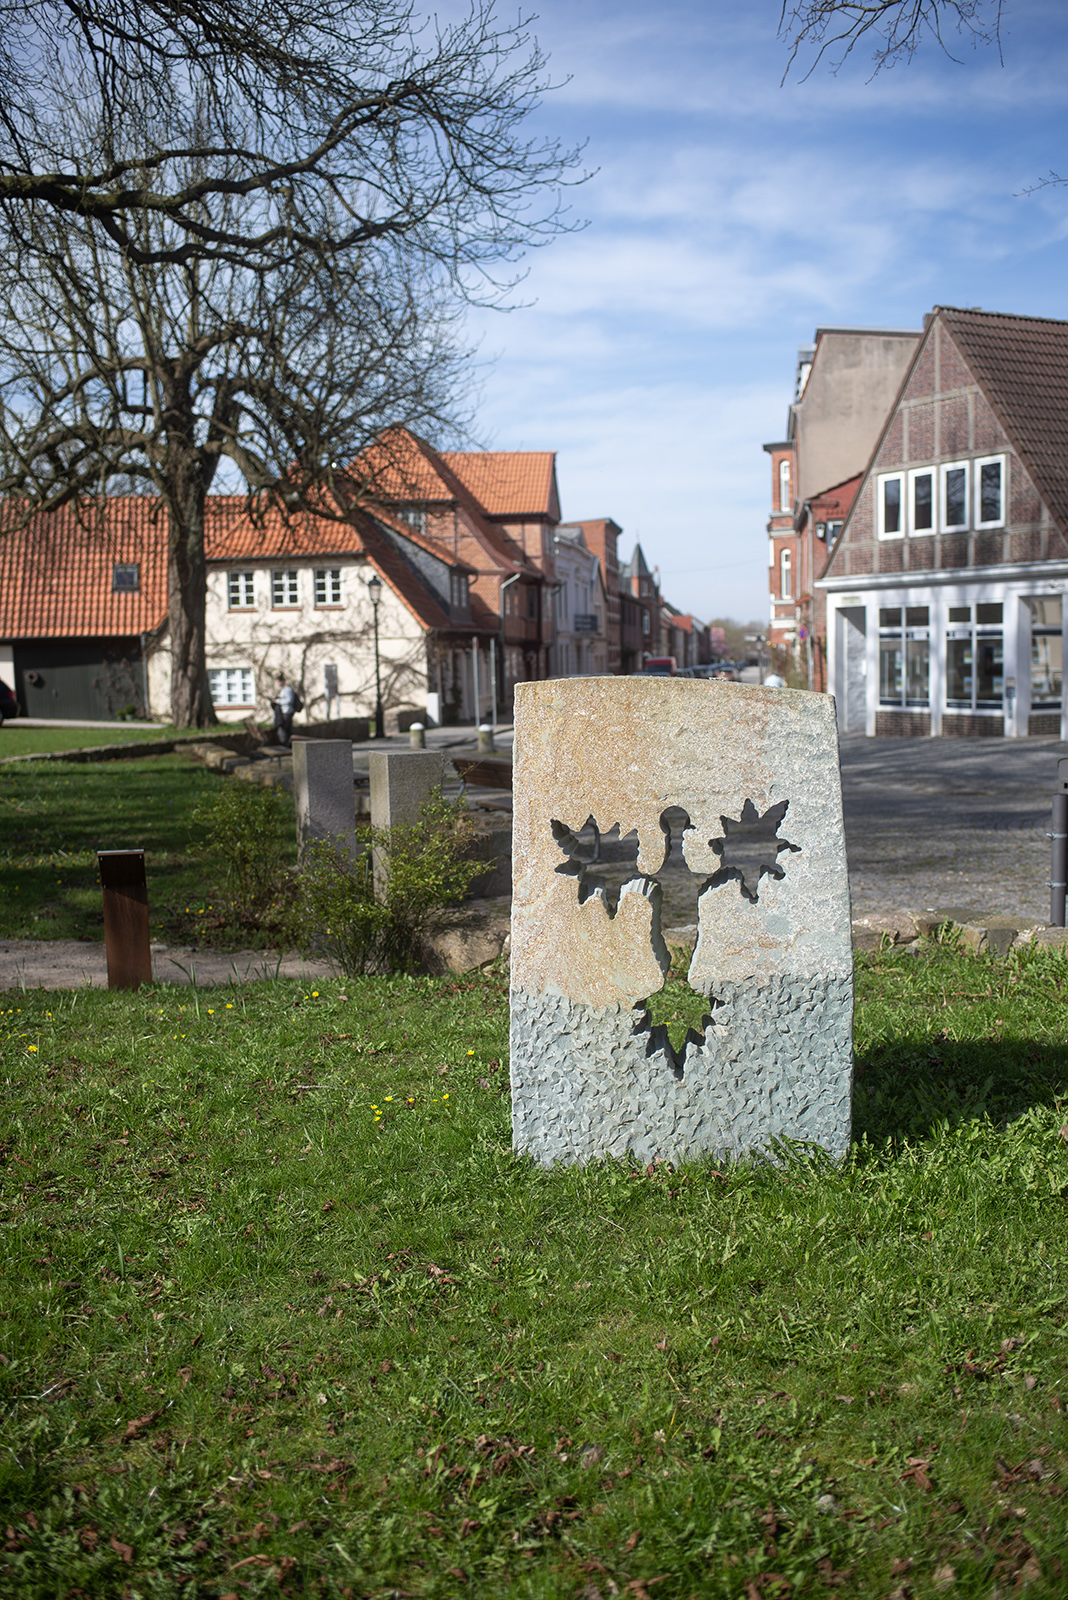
(0, 499, 168, 638)
(443, 451, 559, 520)
(939, 305, 1068, 533)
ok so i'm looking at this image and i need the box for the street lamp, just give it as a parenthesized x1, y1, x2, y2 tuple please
(367, 571, 384, 739)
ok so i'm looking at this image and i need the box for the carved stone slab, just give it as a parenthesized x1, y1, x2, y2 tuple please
(509, 678, 853, 1167)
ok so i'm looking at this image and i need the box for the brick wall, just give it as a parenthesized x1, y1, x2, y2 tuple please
(875, 710, 932, 737)
(942, 713, 1004, 737)
(1029, 713, 1061, 736)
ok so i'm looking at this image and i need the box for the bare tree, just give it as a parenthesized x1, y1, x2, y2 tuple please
(779, 0, 1003, 77)
(0, 3, 582, 725)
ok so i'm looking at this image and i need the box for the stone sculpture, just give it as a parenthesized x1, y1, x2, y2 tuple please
(509, 678, 853, 1166)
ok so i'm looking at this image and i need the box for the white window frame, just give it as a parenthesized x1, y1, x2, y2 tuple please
(779, 459, 791, 513)
(908, 467, 936, 536)
(227, 570, 255, 609)
(314, 567, 342, 606)
(209, 666, 255, 707)
(271, 569, 299, 608)
(941, 460, 970, 532)
(975, 454, 1006, 529)
(877, 473, 904, 540)
(780, 548, 792, 600)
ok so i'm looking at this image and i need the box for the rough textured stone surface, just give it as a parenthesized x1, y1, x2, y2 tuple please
(293, 739, 355, 858)
(509, 678, 853, 1166)
(511, 976, 852, 1167)
(368, 750, 446, 830)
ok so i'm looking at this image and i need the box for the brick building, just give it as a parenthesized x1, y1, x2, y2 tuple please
(819, 306, 1068, 738)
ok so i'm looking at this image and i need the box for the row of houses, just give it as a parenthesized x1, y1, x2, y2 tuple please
(0, 428, 711, 726)
(765, 305, 1068, 739)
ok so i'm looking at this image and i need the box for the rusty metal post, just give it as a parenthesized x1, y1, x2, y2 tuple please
(1049, 760, 1068, 928)
(97, 849, 153, 988)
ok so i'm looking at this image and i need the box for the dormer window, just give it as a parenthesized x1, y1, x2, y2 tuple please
(112, 563, 139, 592)
(398, 505, 427, 535)
(450, 572, 469, 610)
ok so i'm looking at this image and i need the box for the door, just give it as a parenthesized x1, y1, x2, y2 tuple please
(836, 607, 867, 733)
(13, 640, 145, 721)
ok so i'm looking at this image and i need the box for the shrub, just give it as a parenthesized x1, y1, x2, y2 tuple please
(296, 791, 487, 974)
(190, 780, 294, 927)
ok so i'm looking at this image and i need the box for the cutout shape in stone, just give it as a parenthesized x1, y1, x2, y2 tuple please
(551, 816, 654, 915)
(634, 977, 718, 1079)
(704, 798, 800, 903)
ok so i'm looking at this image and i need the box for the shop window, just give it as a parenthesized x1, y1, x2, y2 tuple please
(227, 570, 255, 609)
(878, 605, 929, 708)
(878, 474, 904, 539)
(976, 457, 1005, 528)
(946, 602, 1003, 710)
(1027, 595, 1063, 708)
(942, 462, 969, 531)
(271, 570, 299, 607)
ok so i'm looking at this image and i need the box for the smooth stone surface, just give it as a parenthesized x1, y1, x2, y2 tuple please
(292, 738, 356, 859)
(509, 678, 854, 1167)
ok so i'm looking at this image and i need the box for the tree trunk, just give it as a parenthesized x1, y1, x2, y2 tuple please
(165, 419, 217, 728)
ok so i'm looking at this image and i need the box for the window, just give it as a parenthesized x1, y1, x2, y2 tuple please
(825, 519, 843, 544)
(526, 586, 537, 620)
(910, 470, 934, 533)
(227, 570, 255, 609)
(878, 473, 904, 538)
(398, 505, 426, 534)
(271, 569, 299, 607)
(946, 601, 1003, 710)
(878, 606, 929, 708)
(112, 562, 139, 592)
(779, 459, 791, 512)
(209, 667, 255, 706)
(1027, 595, 1063, 708)
(976, 456, 1005, 527)
(450, 572, 469, 610)
(314, 567, 342, 606)
(942, 462, 969, 530)
(780, 549, 792, 599)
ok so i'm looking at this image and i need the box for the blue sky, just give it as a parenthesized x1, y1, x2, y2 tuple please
(460, 0, 1068, 623)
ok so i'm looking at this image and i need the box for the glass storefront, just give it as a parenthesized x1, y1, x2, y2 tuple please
(879, 606, 929, 707)
(946, 603, 1002, 709)
(1027, 595, 1063, 710)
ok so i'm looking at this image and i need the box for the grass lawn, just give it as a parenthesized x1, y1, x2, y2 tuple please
(0, 754, 295, 947)
(2, 940, 1068, 1597)
(0, 726, 192, 759)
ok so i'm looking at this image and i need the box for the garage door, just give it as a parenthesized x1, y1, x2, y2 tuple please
(13, 640, 146, 721)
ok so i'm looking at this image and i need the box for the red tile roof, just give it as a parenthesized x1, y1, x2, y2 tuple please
(0, 499, 168, 638)
(939, 306, 1068, 534)
(443, 451, 560, 520)
(0, 493, 482, 642)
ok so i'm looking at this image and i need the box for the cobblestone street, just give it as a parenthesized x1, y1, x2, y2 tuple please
(587, 735, 1066, 931)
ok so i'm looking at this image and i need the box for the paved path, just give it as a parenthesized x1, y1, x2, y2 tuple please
(0, 941, 338, 992)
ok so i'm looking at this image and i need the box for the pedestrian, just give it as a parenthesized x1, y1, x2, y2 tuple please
(270, 672, 302, 745)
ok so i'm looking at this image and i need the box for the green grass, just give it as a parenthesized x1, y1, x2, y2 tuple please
(0, 754, 295, 946)
(2, 940, 1068, 1597)
(0, 726, 191, 759)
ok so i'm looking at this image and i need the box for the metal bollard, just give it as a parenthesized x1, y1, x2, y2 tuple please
(477, 723, 495, 753)
(1050, 758, 1068, 927)
(408, 721, 426, 749)
(97, 849, 153, 988)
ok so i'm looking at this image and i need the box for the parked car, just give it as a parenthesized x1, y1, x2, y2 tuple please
(641, 657, 677, 676)
(707, 662, 739, 681)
